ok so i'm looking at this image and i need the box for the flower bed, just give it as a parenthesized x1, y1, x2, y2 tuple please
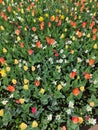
(0, 0, 98, 130)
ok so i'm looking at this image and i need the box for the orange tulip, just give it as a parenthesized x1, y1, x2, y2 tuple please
(80, 4, 85, 12)
(92, 28, 97, 34)
(82, 22, 87, 28)
(89, 59, 95, 66)
(8, 6, 12, 12)
(77, 31, 82, 38)
(0, 57, 5, 64)
(70, 71, 77, 79)
(48, 22, 51, 27)
(55, 16, 59, 22)
(74, 15, 77, 20)
(72, 117, 79, 123)
(32, 10, 35, 16)
(27, 6, 31, 11)
(32, 27, 36, 32)
(15, 29, 20, 35)
(7, 85, 15, 92)
(0, 0, 3, 3)
(40, 22, 44, 30)
(90, 21, 95, 28)
(34, 80, 40, 87)
(92, 35, 97, 41)
(72, 88, 80, 96)
(57, 20, 62, 27)
(36, 41, 41, 48)
(75, 2, 80, 6)
(20, 42, 24, 48)
(50, 16, 55, 21)
(84, 72, 91, 80)
(31, 3, 35, 8)
(28, 49, 33, 55)
(1, 12, 8, 21)
(70, 21, 76, 28)
(46, 36, 55, 45)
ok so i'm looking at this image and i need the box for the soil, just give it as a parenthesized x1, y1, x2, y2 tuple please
(80, 125, 90, 130)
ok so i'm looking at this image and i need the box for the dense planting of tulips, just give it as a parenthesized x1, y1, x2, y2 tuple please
(0, 0, 98, 130)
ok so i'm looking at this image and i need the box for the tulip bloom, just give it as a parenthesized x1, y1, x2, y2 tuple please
(34, 80, 40, 87)
(0, 57, 5, 64)
(36, 41, 41, 48)
(70, 71, 77, 79)
(46, 36, 55, 45)
(72, 88, 80, 96)
(7, 85, 15, 92)
(32, 107, 37, 114)
(62, 126, 66, 130)
(89, 59, 95, 66)
(28, 49, 33, 55)
(84, 72, 92, 80)
(72, 116, 79, 123)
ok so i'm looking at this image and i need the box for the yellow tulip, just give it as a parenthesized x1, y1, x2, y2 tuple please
(24, 79, 29, 84)
(6, 67, 11, 72)
(19, 122, 27, 130)
(23, 85, 28, 90)
(80, 86, 85, 92)
(65, 45, 69, 49)
(60, 34, 65, 39)
(0, 109, 4, 116)
(21, 9, 24, 14)
(14, 59, 19, 64)
(23, 66, 28, 71)
(72, 36, 76, 41)
(40, 88, 45, 94)
(90, 102, 95, 107)
(0, 69, 6, 77)
(93, 44, 97, 49)
(45, 13, 49, 17)
(0, 26, 4, 30)
(87, 33, 90, 38)
(17, 36, 21, 41)
(32, 121, 38, 128)
(79, 117, 83, 124)
(60, 15, 65, 20)
(57, 84, 62, 90)
(2, 48, 7, 53)
(12, 79, 17, 84)
(31, 66, 35, 71)
(19, 98, 25, 104)
(39, 17, 44, 22)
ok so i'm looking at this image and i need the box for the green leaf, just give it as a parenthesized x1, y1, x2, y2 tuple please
(3, 111, 12, 126)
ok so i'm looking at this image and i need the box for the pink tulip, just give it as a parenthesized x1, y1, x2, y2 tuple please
(62, 126, 66, 130)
